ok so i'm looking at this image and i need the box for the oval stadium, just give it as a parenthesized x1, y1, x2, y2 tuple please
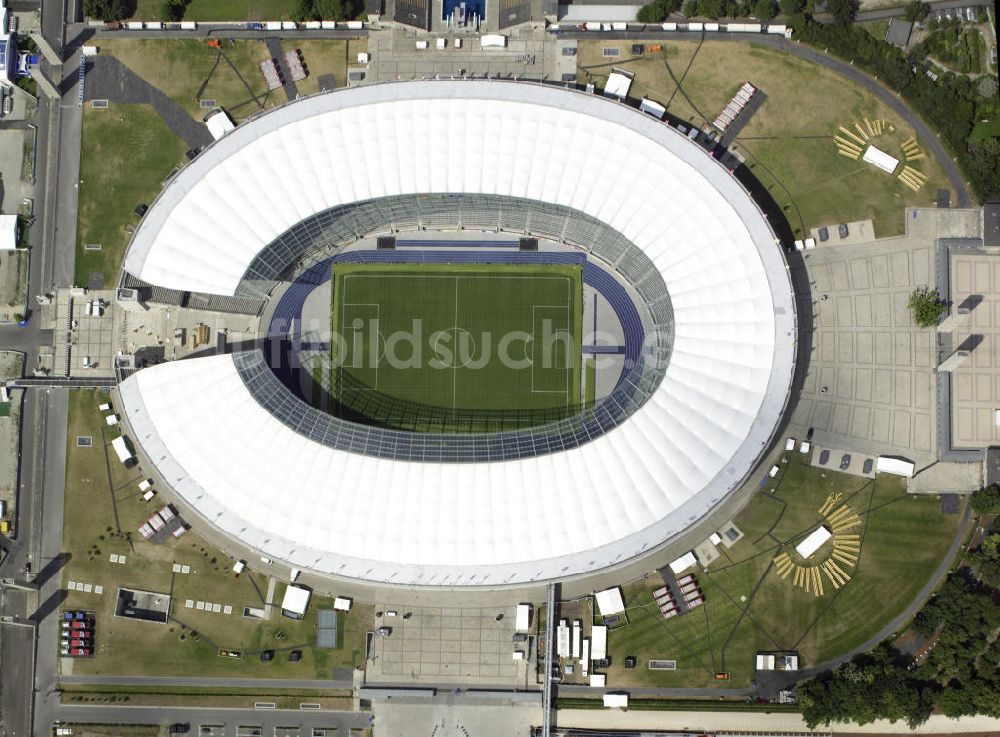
(114, 80, 797, 587)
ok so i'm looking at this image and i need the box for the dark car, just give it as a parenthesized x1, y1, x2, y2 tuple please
(246, 21, 264, 30)
(624, 656, 637, 669)
(838, 223, 849, 239)
(818, 449, 830, 465)
(561, 47, 577, 56)
(840, 453, 851, 470)
(169, 724, 190, 734)
(377, 626, 392, 637)
(863, 458, 874, 474)
(288, 650, 302, 662)
(260, 650, 274, 662)
(134, 204, 148, 217)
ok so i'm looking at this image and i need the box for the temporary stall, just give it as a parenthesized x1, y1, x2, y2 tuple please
(795, 525, 832, 559)
(204, 109, 236, 141)
(594, 587, 625, 616)
(515, 603, 531, 631)
(281, 584, 312, 619)
(639, 98, 666, 119)
(590, 624, 607, 660)
(111, 436, 132, 464)
(669, 551, 697, 574)
(876, 456, 915, 477)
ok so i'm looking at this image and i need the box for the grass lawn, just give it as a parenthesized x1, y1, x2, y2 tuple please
(283, 39, 369, 96)
(60, 390, 367, 679)
(599, 453, 961, 688)
(131, 0, 295, 21)
(330, 263, 584, 427)
(97, 39, 278, 120)
(576, 40, 951, 237)
(75, 104, 187, 288)
(858, 19, 890, 41)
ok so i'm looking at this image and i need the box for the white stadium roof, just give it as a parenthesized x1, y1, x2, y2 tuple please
(117, 81, 797, 587)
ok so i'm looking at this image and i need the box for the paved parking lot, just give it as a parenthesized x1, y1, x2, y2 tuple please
(366, 605, 526, 684)
(791, 208, 981, 462)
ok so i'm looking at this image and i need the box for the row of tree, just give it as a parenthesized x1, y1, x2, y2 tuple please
(799, 575, 1000, 727)
(637, 0, 778, 23)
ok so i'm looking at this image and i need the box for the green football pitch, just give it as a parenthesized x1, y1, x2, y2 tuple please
(330, 263, 583, 425)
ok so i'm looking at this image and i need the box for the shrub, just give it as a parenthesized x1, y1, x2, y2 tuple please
(971, 484, 1000, 514)
(907, 286, 947, 327)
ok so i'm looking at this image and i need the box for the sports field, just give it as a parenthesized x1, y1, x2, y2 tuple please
(330, 263, 583, 425)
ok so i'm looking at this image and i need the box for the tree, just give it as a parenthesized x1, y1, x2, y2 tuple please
(637, 0, 666, 22)
(697, 0, 724, 18)
(292, 0, 318, 21)
(754, 0, 776, 19)
(907, 286, 947, 327)
(683, 0, 698, 16)
(798, 644, 935, 729)
(827, 0, 858, 24)
(82, 0, 132, 20)
(779, 0, 804, 15)
(159, 0, 186, 21)
(971, 484, 1000, 514)
(904, 0, 929, 21)
(315, 0, 354, 20)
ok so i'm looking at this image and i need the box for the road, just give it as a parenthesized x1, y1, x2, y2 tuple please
(59, 675, 354, 690)
(853, 0, 991, 22)
(558, 30, 974, 208)
(46, 704, 370, 736)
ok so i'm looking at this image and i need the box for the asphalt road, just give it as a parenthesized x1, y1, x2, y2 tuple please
(853, 0, 990, 22)
(58, 675, 354, 690)
(48, 704, 370, 736)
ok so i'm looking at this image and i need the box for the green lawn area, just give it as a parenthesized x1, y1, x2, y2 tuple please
(600, 453, 962, 688)
(97, 39, 277, 120)
(75, 104, 187, 288)
(858, 19, 890, 41)
(131, 0, 295, 21)
(60, 390, 367, 679)
(576, 40, 951, 238)
(330, 262, 583, 429)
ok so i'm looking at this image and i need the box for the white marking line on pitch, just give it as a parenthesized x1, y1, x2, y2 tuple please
(531, 301, 574, 399)
(340, 291, 380, 392)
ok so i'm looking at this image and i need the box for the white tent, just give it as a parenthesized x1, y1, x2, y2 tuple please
(669, 551, 697, 574)
(862, 145, 900, 174)
(795, 525, 831, 560)
(877, 456, 915, 477)
(110, 436, 132, 464)
(0, 215, 18, 250)
(281, 584, 311, 619)
(594, 587, 625, 616)
(603, 69, 633, 100)
(204, 109, 236, 141)
(591, 625, 607, 660)
(603, 693, 628, 708)
(515, 604, 531, 632)
(639, 98, 666, 119)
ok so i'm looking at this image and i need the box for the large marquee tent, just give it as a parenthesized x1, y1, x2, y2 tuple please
(117, 81, 797, 586)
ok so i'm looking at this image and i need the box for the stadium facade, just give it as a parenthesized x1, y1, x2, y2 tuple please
(116, 81, 797, 587)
